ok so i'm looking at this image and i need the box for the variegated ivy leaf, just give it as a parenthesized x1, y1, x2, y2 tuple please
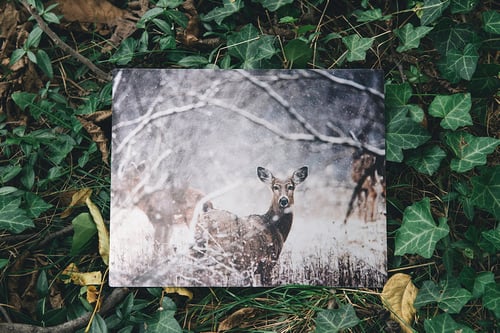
(395, 198, 449, 258)
(406, 145, 447, 176)
(414, 279, 472, 314)
(428, 93, 472, 130)
(395, 23, 433, 52)
(342, 34, 374, 62)
(444, 132, 500, 173)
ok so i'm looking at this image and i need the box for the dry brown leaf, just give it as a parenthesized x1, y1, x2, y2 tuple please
(164, 287, 193, 301)
(54, 0, 131, 24)
(60, 188, 92, 218)
(86, 285, 99, 304)
(380, 273, 418, 333)
(0, 2, 19, 40)
(86, 196, 110, 265)
(61, 263, 102, 285)
(218, 307, 260, 332)
(77, 116, 109, 166)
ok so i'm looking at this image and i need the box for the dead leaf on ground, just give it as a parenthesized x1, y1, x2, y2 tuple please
(60, 188, 92, 218)
(77, 114, 110, 165)
(85, 196, 110, 265)
(218, 307, 260, 332)
(61, 263, 102, 285)
(164, 287, 193, 301)
(380, 273, 418, 333)
(86, 285, 100, 304)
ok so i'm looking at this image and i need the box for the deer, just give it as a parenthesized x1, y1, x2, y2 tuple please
(192, 166, 308, 286)
(344, 150, 385, 223)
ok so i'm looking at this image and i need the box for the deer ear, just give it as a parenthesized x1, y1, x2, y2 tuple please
(257, 167, 273, 184)
(293, 166, 308, 184)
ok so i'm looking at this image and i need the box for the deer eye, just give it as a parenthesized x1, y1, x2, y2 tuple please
(273, 184, 280, 191)
(287, 184, 295, 191)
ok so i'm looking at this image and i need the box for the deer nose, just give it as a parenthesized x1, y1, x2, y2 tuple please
(279, 196, 289, 208)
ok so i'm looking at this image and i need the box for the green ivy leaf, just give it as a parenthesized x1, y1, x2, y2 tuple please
(420, 0, 449, 26)
(110, 38, 138, 65)
(23, 192, 52, 218)
(0, 197, 34, 234)
(437, 44, 479, 82)
(428, 93, 472, 130)
(146, 297, 182, 332)
(471, 166, 500, 219)
(472, 272, 495, 299)
(342, 34, 373, 62)
(71, 213, 97, 255)
(481, 227, 500, 252)
(450, 0, 478, 13)
(395, 23, 433, 52)
(284, 39, 312, 68)
(386, 107, 431, 162)
(254, 0, 293, 11)
(415, 279, 472, 314)
(406, 145, 447, 176)
(385, 83, 412, 107)
(395, 198, 449, 258)
(353, 8, 389, 23)
(444, 132, 500, 173)
(202, 0, 243, 25)
(315, 304, 360, 333)
(429, 20, 479, 55)
(423, 313, 474, 333)
(483, 10, 500, 35)
(227, 24, 276, 69)
(468, 64, 500, 97)
(483, 283, 500, 318)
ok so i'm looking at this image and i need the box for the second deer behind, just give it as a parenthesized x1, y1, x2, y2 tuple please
(192, 166, 308, 286)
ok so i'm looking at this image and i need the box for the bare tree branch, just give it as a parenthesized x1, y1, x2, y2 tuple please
(311, 69, 385, 100)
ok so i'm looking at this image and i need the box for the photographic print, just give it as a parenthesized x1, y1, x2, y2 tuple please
(110, 69, 386, 287)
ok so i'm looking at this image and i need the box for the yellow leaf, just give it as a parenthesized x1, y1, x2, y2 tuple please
(61, 263, 102, 285)
(164, 287, 193, 301)
(380, 273, 418, 333)
(60, 188, 92, 218)
(86, 285, 99, 304)
(86, 196, 110, 265)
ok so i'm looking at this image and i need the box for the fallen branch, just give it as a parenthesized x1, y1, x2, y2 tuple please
(0, 287, 130, 333)
(19, 0, 111, 81)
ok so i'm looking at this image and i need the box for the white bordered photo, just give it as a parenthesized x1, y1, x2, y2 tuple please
(110, 69, 386, 287)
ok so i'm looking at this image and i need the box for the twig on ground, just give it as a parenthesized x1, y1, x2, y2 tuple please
(19, 0, 111, 81)
(0, 287, 130, 333)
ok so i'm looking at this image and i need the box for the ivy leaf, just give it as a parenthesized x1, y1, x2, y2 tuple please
(481, 227, 500, 252)
(315, 304, 360, 333)
(483, 283, 500, 318)
(406, 145, 447, 176)
(423, 313, 474, 333)
(23, 192, 52, 218)
(0, 197, 34, 234)
(414, 279, 472, 314)
(437, 44, 479, 82)
(428, 93, 472, 130)
(444, 132, 500, 173)
(385, 83, 412, 107)
(227, 24, 276, 69)
(202, 0, 243, 25)
(429, 20, 479, 55)
(450, 0, 478, 13)
(386, 107, 431, 162)
(110, 38, 138, 65)
(471, 166, 500, 219)
(342, 34, 373, 62)
(395, 23, 433, 52)
(146, 297, 182, 332)
(483, 10, 500, 35)
(254, 0, 293, 12)
(472, 272, 495, 299)
(419, 0, 449, 26)
(284, 39, 312, 68)
(395, 198, 449, 258)
(353, 8, 390, 23)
